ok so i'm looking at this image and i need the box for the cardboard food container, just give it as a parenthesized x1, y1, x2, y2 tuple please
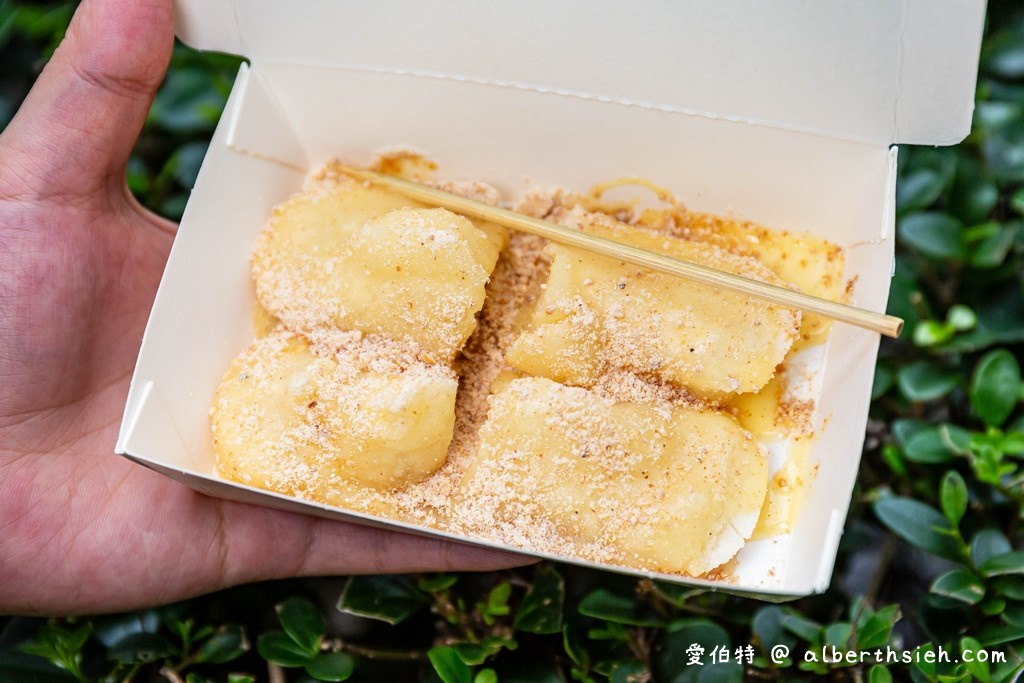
(116, 0, 986, 599)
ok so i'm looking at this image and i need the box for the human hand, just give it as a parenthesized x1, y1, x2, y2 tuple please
(0, 0, 528, 615)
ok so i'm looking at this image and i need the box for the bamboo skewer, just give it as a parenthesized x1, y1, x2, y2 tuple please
(338, 165, 904, 338)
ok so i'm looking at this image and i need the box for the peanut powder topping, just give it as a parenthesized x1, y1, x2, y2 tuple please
(211, 163, 847, 579)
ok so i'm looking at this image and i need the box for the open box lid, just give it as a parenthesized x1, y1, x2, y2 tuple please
(173, 0, 985, 147)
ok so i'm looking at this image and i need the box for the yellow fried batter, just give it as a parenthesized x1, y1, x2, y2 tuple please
(211, 329, 458, 496)
(453, 377, 769, 576)
(251, 177, 505, 362)
(506, 207, 801, 402)
(212, 165, 844, 579)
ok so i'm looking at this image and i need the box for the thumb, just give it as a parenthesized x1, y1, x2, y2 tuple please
(0, 0, 175, 202)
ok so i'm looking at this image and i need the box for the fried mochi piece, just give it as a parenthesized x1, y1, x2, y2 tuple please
(214, 168, 830, 578)
(251, 176, 506, 363)
(505, 207, 801, 402)
(212, 329, 458, 497)
(453, 377, 768, 575)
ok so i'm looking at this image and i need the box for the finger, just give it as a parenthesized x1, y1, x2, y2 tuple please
(217, 501, 538, 588)
(0, 0, 174, 202)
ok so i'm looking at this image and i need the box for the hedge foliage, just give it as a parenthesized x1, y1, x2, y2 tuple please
(2, 2, 1024, 681)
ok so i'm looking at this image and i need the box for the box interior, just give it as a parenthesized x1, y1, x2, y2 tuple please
(121, 61, 898, 596)
(119, 0, 986, 598)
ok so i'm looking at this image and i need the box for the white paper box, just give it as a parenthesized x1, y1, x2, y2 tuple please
(116, 0, 986, 598)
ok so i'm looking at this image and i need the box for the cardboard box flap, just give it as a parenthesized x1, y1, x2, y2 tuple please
(173, 0, 984, 147)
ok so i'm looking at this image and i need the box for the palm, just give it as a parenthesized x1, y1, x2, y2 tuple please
(0, 0, 525, 615)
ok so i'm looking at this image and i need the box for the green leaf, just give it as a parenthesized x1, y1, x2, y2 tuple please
(881, 444, 908, 475)
(563, 625, 589, 668)
(165, 617, 194, 648)
(873, 497, 964, 561)
(195, 625, 248, 664)
(898, 212, 966, 260)
(992, 575, 1024, 603)
(779, 610, 822, 642)
(897, 169, 947, 214)
(752, 605, 794, 650)
(971, 530, 1013, 567)
(166, 141, 208, 189)
(651, 582, 705, 606)
(429, 646, 473, 683)
(913, 321, 953, 347)
(658, 618, 731, 672)
(886, 257, 926, 329)
(970, 350, 1022, 427)
(939, 424, 973, 455)
(901, 425, 956, 463)
(1012, 188, 1024, 216)
(969, 441, 1017, 485)
(974, 623, 1024, 648)
(999, 431, 1024, 454)
(159, 194, 189, 221)
(824, 622, 854, 651)
(931, 569, 986, 605)
(701, 664, 744, 683)
(418, 574, 458, 592)
(996, 664, 1024, 683)
(0, 650, 77, 683)
(276, 597, 323, 655)
(960, 637, 991, 683)
(256, 632, 314, 668)
(949, 158, 999, 225)
(611, 661, 654, 683)
(984, 111, 1024, 182)
(62, 625, 92, 657)
(984, 28, 1024, 79)
(940, 471, 969, 525)
(981, 596, 1008, 616)
(304, 651, 355, 682)
(578, 589, 663, 627)
(338, 575, 429, 625)
(870, 665, 894, 683)
(911, 643, 938, 681)
(873, 365, 895, 399)
(20, 623, 90, 676)
(897, 360, 959, 402)
(1002, 602, 1024, 627)
(228, 675, 256, 683)
(453, 644, 492, 667)
(947, 305, 978, 332)
(453, 636, 513, 666)
(149, 67, 230, 134)
(93, 610, 160, 648)
(107, 632, 176, 665)
(980, 552, 1024, 578)
(940, 285, 1024, 354)
(856, 605, 900, 649)
(475, 669, 499, 683)
(514, 565, 565, 634)
(487, 582, 512, 616)
(969, 223, 1017, 269)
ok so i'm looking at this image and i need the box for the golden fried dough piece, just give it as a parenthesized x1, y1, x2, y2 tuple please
(211, 329, 458, 497)
(251, 179, 505, 362)
(505, 208, 801, 402)
(453, 377, 768, 575)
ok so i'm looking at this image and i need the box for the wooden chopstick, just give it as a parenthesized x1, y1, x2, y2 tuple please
(338, 165, 903, 338)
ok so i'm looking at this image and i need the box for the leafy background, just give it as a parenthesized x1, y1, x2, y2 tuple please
(2, 1, 1024, 681)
